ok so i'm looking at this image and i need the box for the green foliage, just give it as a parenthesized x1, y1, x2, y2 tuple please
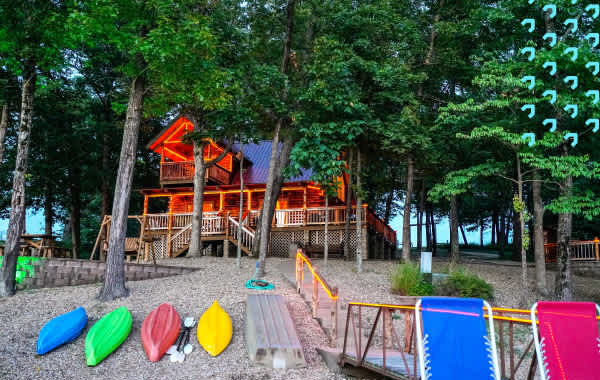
(437, 269, 494, 300)
(390, 263, 434, 296)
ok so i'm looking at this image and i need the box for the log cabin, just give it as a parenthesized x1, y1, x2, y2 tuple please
(95, 116, 396, 261)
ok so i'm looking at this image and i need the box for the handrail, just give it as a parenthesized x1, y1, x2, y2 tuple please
(347, 301, 600, 324)
(295, 248, 339, 346)
(228, 216, 255, 251)
(296, 249, 338, 300)
(170, 223, 192, 241)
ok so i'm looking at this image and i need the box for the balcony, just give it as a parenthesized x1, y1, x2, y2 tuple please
(160, 161, 231, 185)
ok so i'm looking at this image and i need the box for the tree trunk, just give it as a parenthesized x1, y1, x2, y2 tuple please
(498, 211, 506, 256)
(491, 209, 497, 245)
(417, 181, 425, 252)
(384, 190, 394, 224)
(555, 146, 573, 300)
(100, 120, 111, 220)
(344, 148, 353, 259)
(431, 211, 437, 256)
(0, 65, 35, 297)
(425, 205, 432, 251)
(505, 211, 512, 245)
(356, 149, 363, 273)
(516, 156, 529, 306)
(98, 75, 145, 301)
(254, 0, 297, 276)
(449, 195, 459, 263)
(512, 199, 522, 261)
(459, 224, 468, 246)
(479, 219, 483, 246)
(44, 184, 53, 236)
(70, 165, 81, 259)
(255, 135, 293, 276)
(532, 171, 548, 297)
(0, 104, 8, 163)
(189, 143, 208, 257)
(324, 195, 329, 267)
(401, 155, 414, 262)
(237, 144, 244, 268)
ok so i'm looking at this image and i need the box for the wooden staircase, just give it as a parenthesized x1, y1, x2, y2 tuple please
(227, 215, 255, 255)
(92, 214, 255, 261)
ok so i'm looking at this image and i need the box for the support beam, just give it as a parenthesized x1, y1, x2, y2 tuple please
(143, 195, 149, 215)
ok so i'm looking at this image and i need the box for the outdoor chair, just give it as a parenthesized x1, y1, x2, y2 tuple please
(415, 297, 500, 380)
(530, 301, 600, 380)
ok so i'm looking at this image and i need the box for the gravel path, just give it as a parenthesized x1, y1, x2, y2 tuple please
(0, 257, 348, 380)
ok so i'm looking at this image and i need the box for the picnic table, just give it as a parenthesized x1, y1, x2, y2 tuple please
(20, 234, 60, 258)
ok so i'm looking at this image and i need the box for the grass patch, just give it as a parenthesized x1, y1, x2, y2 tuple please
(390, 262, 434, 296)
(436, 268, 494, 300)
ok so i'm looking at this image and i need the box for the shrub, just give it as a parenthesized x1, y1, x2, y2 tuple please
(390, 262, 434, 296)
(437, 269, 494, 300)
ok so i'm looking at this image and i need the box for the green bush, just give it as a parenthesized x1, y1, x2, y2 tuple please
(437, 269, 494, 300)
(390, 263, 434, 296)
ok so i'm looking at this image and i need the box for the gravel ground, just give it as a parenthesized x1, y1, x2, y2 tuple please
(2, 255, 598, 380)
(0, 257, 348, 380)
(318, 257, 600, 308)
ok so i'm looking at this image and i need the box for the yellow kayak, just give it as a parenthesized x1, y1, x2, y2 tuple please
(197, 301, 232, 356)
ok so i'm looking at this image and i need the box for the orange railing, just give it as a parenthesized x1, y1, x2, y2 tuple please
(544, 238, 600, 263)
(296, 249, 339, 343)
(340, 302, 542, 380)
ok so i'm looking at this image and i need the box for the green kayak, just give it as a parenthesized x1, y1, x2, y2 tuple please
(85, 306, 132, 366)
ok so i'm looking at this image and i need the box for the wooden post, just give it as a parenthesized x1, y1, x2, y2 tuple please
(219, 192, 224, 211)
(296, 255, 301, 293)
(303, 186, 307, 226)
(143, 195, 149, 215)
(312, 273, 318, 318)
(595, 237, 599, 261)
(384, 308, 393, 349)
(404, 311, 411, 353)
(331, 287, 338, 347)
(137, 215, 147, 262)
(167, 215, 173, 258)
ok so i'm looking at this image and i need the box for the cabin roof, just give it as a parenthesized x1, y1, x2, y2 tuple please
(230, 141, 313, 185)
(146, 116, 313, 185)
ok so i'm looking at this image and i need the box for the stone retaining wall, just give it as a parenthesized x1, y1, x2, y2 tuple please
(16, 258, 197, 290)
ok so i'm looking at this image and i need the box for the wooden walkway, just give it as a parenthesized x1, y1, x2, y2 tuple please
(278, 259, 416, 380)
(343, 349, 419, 379)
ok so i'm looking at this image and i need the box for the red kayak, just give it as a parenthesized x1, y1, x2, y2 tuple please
(141, 303, 181, 362)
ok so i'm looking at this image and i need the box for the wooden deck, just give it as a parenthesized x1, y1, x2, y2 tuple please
(342, 349, 419, 379)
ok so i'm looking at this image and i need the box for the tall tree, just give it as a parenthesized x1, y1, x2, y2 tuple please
(0, 0, 66, 296)
(253, 0, 298, 277)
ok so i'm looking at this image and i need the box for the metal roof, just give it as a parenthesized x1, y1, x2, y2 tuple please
(230, 141, 313, 185)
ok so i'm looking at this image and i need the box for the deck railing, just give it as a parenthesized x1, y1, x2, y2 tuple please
(544, 238, 600, 263)
(341, 303, 540, 380)
(146, 212, 224, 234)
(144, 205, 395, 243)
(160, 161, 231, 184)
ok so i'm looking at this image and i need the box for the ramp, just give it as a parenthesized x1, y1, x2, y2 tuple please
(246, 294, 306, 369)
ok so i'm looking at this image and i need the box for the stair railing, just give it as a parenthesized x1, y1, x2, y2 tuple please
(295, 248, 339, 345)
(228, 216, 255, 252)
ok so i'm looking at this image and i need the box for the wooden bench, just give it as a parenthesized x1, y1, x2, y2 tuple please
(246, 294, 306, 369)
(102, 237, 139, 262)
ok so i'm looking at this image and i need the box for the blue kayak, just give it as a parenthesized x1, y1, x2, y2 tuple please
(37, 307, 88, 355)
